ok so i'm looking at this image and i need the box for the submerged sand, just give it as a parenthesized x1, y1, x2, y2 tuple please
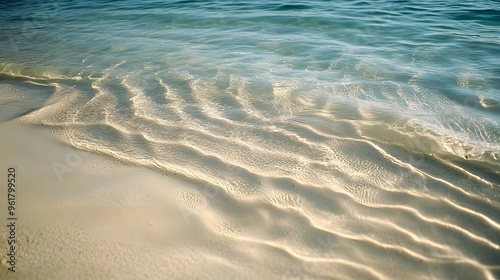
(0, 122, 499, 279)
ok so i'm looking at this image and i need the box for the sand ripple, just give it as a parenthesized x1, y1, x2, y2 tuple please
(1, 62, 499, 279)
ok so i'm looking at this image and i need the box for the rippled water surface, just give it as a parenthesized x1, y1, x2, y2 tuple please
(1, 0, 499, 278)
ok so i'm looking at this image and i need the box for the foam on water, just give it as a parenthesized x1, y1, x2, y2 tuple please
(1, 0, 499, 278)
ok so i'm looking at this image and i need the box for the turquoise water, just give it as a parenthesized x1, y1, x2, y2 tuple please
(1, 0, 499, 278)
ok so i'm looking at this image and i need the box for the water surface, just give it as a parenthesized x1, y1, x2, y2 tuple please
(1, 0, 499, 278)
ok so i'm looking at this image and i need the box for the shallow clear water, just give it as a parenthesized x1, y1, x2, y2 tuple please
(1, 0, 499, 278)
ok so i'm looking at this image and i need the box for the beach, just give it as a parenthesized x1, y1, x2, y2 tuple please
(0, 115, 498, 279)
(1, 0, 499, 279)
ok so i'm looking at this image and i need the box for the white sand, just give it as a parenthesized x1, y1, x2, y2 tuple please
(0, 123, 329, 280)
(0, 122, 498, 280)
(0, 124, 248, 279)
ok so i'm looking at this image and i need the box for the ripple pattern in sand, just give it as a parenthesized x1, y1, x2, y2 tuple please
(1, 63, 497, 279)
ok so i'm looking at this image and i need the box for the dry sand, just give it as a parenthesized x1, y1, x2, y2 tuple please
(0, 123, 285, 279)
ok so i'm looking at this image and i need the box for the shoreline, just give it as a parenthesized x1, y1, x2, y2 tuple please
(0, 122, 215, 279)
(0, 122, 498, 279)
